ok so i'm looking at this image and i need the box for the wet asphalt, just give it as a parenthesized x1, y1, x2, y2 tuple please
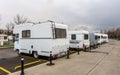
(0, 49, 48, 75)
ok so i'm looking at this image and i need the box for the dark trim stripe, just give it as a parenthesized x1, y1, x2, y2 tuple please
(41, 51, 49, 53)
(21, 49, 27, 50)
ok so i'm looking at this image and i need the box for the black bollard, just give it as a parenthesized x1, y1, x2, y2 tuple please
(78, 49, 80, 55)
(20, 57, 24, 75)
(94, 45, 96, 49)
(66, 49, 70, 59)
(84, 46, 87, 52)
(89, 46, 92, 52)
(47, 51, 55, 66)
(90, 46, 91, 50)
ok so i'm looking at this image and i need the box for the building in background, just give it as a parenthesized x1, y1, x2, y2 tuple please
(0, 34, 8, 46)
(0, 29, 13, 46)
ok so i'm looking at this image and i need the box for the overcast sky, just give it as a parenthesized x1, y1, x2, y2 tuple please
(0, 0, 120, 31)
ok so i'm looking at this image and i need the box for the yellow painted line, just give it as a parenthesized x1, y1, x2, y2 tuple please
(14, 59, 47, 70)
(70, 50, 77, 53)
(20, 55, 35, 59)
(21, 55, 48, 61)
(14, 60, 40, 70)
(41, 59, 48, 62)
(0, 67, 11, 74)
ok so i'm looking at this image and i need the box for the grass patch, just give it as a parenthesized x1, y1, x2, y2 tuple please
(0, 45, 14, 48)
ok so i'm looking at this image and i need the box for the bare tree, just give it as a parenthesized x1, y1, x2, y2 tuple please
(6, 22, 14, 35)
(0, 29, 3, 34)
(107, 27, 120, 40)
(13, 14, 28, 25)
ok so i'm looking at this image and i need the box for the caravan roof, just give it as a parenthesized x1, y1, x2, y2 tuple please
(69, 30, 89, 34)
(94, 33, 102, 36)
(13, 22, 67, 34)
(102, 34, 108, 36)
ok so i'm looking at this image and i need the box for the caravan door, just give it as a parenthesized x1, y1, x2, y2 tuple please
(14, 34, 20, 50)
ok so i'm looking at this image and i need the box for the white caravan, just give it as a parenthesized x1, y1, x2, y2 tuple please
(89, 33, 98, 48)
(94, 33, 103, 45)
(13, 22, 69, 58)
(69, 30, 90, 50)
(101, 34, 109, 43)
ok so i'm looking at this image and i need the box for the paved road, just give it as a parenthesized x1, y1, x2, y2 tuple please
(9, 40, 120, 75)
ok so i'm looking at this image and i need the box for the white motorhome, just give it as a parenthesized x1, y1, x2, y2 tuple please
(13, 21, 69, 58)
(69, 30, 90, 50)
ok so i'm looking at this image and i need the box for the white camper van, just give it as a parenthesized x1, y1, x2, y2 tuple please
(13, 22, 69, 58)
(69, 30, 90, 50)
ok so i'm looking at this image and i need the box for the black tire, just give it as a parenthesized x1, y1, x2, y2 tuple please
(84, 47, 87, 52)
(16, 49, 20, 55)
(33, 51, 39, 58)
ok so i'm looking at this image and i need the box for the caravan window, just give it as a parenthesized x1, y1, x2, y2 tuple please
(16, 34, 19, 38)
(13, 34, 19, 41)
(22, 30, 30, 38)
(101, 36, 104, 39)
(4, 36, 7, 40)
(95, 35, 98, 40)
(84, 34, 88, 40)
(71, 34, 76, 40)
(98, 36, 100, 39)
(55, 28, 66, 38)
(104, 36, 107, 39)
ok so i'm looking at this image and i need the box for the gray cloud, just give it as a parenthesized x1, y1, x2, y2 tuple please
(0, 0, 120, 30)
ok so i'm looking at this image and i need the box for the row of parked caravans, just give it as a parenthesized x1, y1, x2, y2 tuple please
(13, 22, 108, 58)
(69, 31, 108, 50)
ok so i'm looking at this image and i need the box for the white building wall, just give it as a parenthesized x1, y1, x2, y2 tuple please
(0, 34, 8, 46)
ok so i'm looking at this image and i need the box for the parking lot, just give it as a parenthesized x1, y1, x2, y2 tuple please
(0, 40, 120, 75)
(0, 48, 76, 75)
(9, 40, 120, 75)
(0, 49, 48, 75)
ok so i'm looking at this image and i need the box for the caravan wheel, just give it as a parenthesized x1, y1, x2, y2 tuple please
(16, 49, 20, 55)
(33, 51, 39, 58)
